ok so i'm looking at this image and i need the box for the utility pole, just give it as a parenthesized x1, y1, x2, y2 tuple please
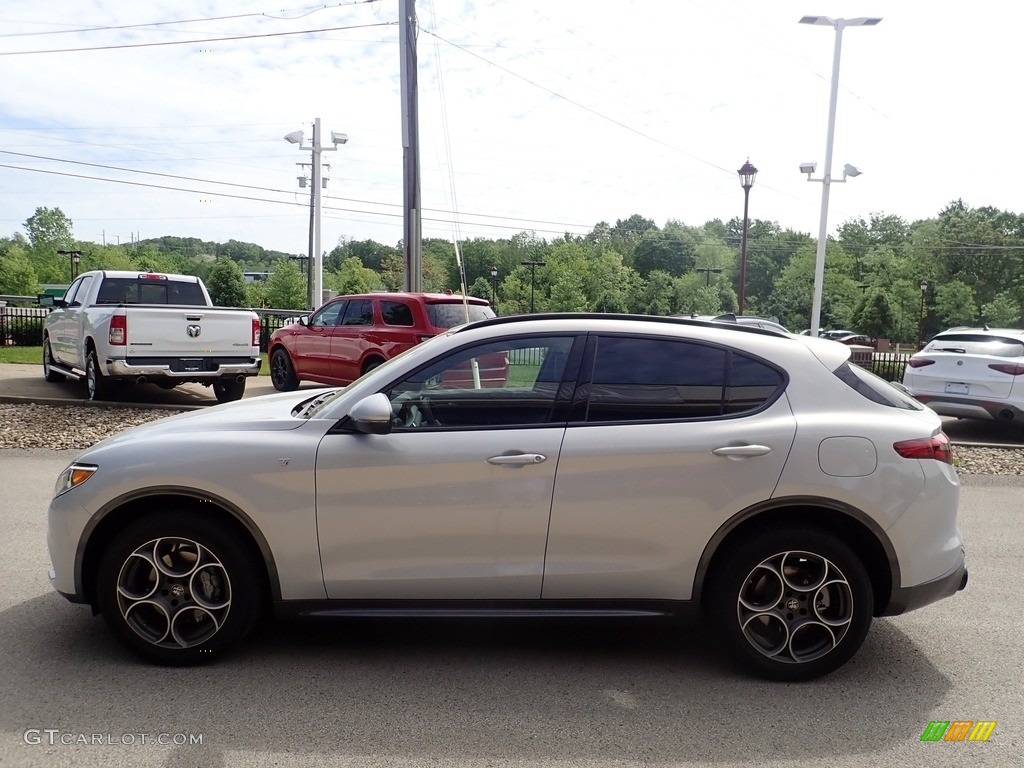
(399, 0, 422, 291)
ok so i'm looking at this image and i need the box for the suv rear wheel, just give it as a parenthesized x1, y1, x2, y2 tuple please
(708, 528, 873, 681)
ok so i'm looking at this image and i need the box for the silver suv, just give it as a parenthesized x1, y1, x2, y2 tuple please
(47, 314, 966, 680)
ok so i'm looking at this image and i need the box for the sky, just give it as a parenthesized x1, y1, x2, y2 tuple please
(0, 1, 1018, 257)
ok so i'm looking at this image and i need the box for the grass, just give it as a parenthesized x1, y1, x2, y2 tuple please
(0, 346, 42, 365)
(0, 346, 271, 375)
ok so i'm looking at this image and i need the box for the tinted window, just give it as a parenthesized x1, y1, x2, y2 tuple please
(95, 277, 206, 305)
(381, 300, 414, 327)
(834, 362, 921, 410)
(585, 336, 783, 422)
(426, 302, 495, 329)
(925, 334, 1024, 358)
(387, 336, 575, 429)
(311, 301, 345, 327)
(725, 353, 786, 414)
(341, 300, 374, 326)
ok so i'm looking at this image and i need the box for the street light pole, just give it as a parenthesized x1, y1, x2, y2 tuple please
(284, 119, 348, 309)
(57, 249, 82, 281)
(800, 15, 881, 338)
(917, 279, 929, 349)
(489, 265, 498, 308)
(737, 160, 758, 314)
(521, 260, 546, 313)
(696, 267, 722, 287)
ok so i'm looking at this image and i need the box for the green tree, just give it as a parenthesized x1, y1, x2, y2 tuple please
(0, 242, 39, 295)
(206, 258, 250, 306)
(980, 292, 1021, 327)
(265, 259, 307, 309)
(327, 256, 382, 295)
(853, 290, 895, 339)
(24, 206, 74, 251)
(934, 280, 976, 327)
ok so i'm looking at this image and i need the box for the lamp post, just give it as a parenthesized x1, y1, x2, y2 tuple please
(917, 279, 929, 350)
(799, 15, 881, 338)
(696, 267, 722, 287)
(57, 249, 82, 281)
(521, 260, 546, 313)
(737, 160, 758, 314)
(284, 119, 348, 309)
(489, 265, 498, 308)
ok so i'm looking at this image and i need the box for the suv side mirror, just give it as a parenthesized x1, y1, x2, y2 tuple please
(342, 393, 394, 435)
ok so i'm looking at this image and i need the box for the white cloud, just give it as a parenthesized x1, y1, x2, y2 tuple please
(0, 0, 1018, 255)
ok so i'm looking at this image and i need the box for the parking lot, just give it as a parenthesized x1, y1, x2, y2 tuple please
(1, 449, 1019, 767)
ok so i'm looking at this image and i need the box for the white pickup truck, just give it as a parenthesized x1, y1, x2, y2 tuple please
(41, 270, 261, 403)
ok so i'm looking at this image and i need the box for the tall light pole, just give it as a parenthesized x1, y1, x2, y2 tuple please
(521, 260, 546, 313)
(917, 279, 929, 350)
(57, 249, 82, 281)
(285, 119, 348, 309)
(800, 15, 881, 337)
(737, 159, 758, 314)
(696, 267, 722, 287)
(489, 265, 498, 308)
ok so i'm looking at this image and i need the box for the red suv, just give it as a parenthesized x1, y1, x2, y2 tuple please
(268, 292, 497, 390)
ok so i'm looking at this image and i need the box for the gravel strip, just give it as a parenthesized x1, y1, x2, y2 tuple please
(2, 403, 1023, 474)
(0, 403, 188, 451)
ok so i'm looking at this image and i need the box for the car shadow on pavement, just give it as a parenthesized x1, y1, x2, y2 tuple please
(1, 594, 952, 765)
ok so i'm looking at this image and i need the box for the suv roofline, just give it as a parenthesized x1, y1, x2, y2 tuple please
(455, 312, 793, 337)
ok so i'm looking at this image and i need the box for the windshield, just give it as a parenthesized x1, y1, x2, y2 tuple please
(833, 361, 921, 410)
(426, 302, 495, 329)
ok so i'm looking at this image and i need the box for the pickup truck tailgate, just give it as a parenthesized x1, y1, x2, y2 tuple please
(125, 307, 257, 358)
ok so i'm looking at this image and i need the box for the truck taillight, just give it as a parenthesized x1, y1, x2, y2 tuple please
(893, 433, 953, 464)
(252, 317, 261, 348)
(109, 315, 127, 346)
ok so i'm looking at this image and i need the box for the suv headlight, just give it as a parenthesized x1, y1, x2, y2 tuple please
(54, 463, 97, 498)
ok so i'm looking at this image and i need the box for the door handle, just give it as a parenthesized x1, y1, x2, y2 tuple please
(487, 453, 547, 466)
(712, 444, 772, 457)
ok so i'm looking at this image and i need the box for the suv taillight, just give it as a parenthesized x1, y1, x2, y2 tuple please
(109, 314, 127, 346)
(893, 433, 952, 464)
(252, 317, 261, 348)
(908, 358, 935, 368)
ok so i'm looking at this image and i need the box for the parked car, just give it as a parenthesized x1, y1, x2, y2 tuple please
(902, 326, 1024, 423)
(831, 333, 877, 348)
(40, 270, 261, 403)
(267, 292, 497, 390)
(47, 313, 966, 680)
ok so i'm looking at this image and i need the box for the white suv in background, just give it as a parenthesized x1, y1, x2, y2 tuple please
(903, 327, 1024, 423)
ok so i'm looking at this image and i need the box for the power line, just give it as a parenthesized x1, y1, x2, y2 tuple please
(0, 21, 394, 56)
(0, 1, 380, 38)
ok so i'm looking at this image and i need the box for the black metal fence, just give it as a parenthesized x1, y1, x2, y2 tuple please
(0, 305, 47, 347)
(868, 351, 910, 383)
(0, 299, 915, 382)
(0, 302, 306, 353)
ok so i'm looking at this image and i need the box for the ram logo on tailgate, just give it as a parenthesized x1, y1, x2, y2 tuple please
(186, 324, 202, 338)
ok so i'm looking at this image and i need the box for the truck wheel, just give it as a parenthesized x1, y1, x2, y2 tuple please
(86, 350, 112, 401)
(95, 511, 264, 665)
(213, 377, 246, 404)
(269, 348, 299, 391)
(43, 340, 65, 382)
